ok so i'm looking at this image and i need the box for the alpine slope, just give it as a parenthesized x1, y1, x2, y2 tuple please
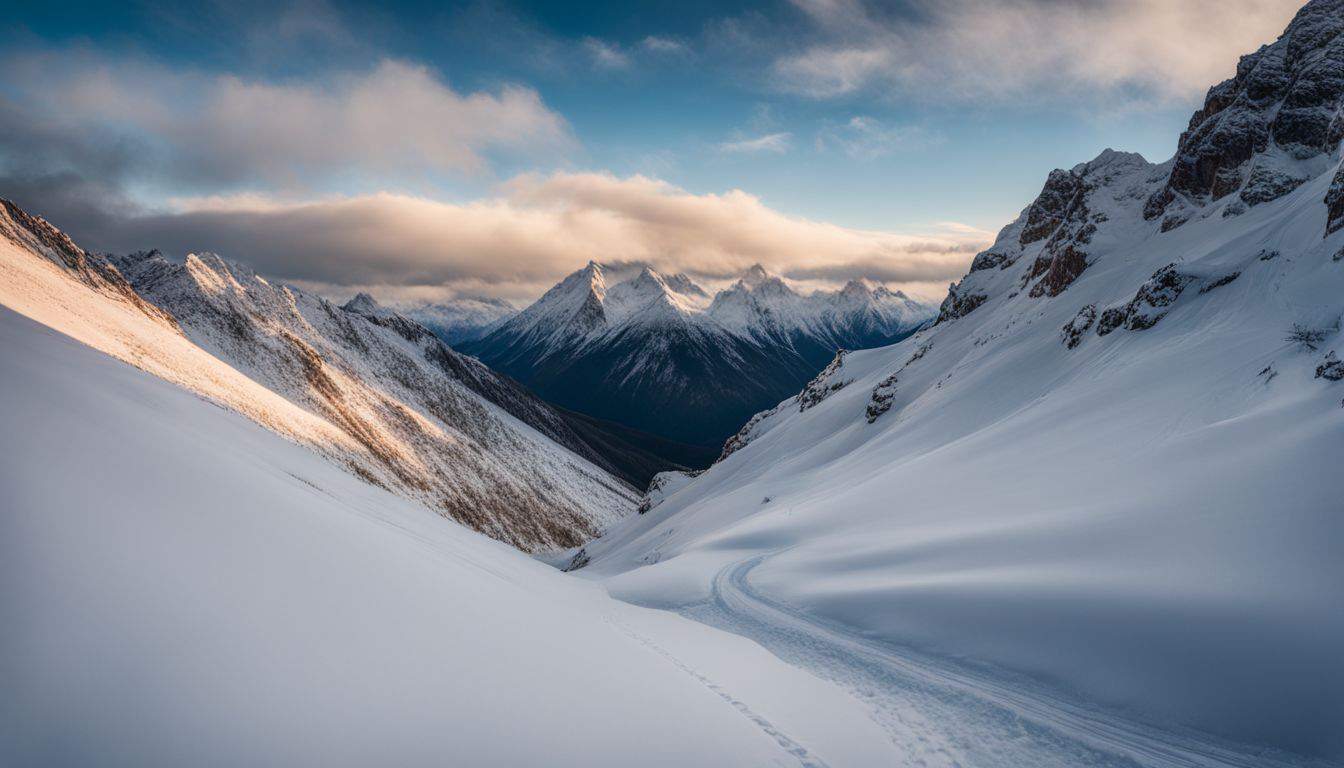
(573, 1, 1344, 764)
(0, 198, 635, 551)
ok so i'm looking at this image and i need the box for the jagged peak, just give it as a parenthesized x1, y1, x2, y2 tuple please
(740, 263, 771, 286)
(664, 272, 708, 297)
(839, 278, 872, 297)
(628, 264, 666, 288)
(343, 292, 382, 314)
(1079, 148, 1148, 171)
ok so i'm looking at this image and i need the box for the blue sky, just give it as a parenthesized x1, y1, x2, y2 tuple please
(0, 0, 1303, 301)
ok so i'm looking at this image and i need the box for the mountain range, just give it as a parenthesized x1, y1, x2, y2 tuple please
(5, 1, 1344, 763)
(461, 261, 933, 457)
(0, 201, 656, 550)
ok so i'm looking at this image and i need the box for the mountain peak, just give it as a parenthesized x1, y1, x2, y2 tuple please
(343, 292, 382, 314)
(630, 265, 665, 287)
(740, 263, 771, 286)
(839, 279, 871, 298)
(664, 272, 708, 298)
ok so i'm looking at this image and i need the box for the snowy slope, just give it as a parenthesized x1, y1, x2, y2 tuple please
(577, 3, 1344, 761)
(464, 261, 933, 451)
(0, 305, 908, 767)
(0, 204, 636, 552)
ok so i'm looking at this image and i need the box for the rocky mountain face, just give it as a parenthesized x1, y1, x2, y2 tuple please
(0, 200, 642, 552)
(1145, 0, 1344, 230)
(462, 261, 933, 457)
(938, 0, 1344, 335)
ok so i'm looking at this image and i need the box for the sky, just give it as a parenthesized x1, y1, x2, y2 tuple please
(0, 0, 1305, 304)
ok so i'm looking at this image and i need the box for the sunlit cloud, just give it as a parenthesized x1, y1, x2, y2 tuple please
(65, 173, 988, 302)
(772, 0, 1302, 103)
(0, 50, 575, 188)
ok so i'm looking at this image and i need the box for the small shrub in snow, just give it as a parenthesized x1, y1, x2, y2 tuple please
(1287, 324, 1329, 351)
(906, 342, 933, 365)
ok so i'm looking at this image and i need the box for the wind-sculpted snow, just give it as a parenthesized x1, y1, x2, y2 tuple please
(0, 203, 636, 552)
(465, 261, 933, 451)
(576, 4, 1344, 760)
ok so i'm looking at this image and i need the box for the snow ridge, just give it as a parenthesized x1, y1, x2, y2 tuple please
(0, 204, 636, 552)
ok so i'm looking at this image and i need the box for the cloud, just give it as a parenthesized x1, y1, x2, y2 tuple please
(719, 132, 793, 154)
(583, 38, 631, 68)
(772, 0, 1303, 103)
(22, 172, 987, 303)
(816, 117, 941, 158)
(0, 50, 574, 191)
(583, 35, 691, 70)
(640, 36, 689, 55)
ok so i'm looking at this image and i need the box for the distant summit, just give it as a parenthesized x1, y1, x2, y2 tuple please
(461, 262, 934, 455)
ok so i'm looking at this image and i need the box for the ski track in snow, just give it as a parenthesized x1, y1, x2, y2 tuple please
(670, 553, 1322, 768)
(605, 615, 831, 768)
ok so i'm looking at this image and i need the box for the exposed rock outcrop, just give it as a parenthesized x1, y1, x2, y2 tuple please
(1318, 350, 1344, 380)
(1146, 0, 1344, 223)
(1020, 170, 1083, 245)
(1097, 264, 1198, 335)
(797, 350, 850, 412)
(1327, 166, 1344, 235)
(866, 373, 899, 423)
(1061, 305, 1097, 349)
(936, 285, 988, 323)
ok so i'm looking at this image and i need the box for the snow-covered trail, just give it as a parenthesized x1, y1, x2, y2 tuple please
(673, 552, 1327, 768)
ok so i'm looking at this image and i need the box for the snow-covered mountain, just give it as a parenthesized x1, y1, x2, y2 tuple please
(573, 2, 1344, 762)
(397, 295, 517, 345)
(462, 261, 933, 455)
(0, 295, 904, 767)
(0, 200, 639, 551)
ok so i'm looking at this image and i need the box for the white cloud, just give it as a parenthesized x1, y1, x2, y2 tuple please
(772, 0, 1303, 103)
(640, 36, 689, 54)
(583, 38, 631, 68)
(104, 173, 987, 302)
(0, 51, 575, 187)
(719, 132, 794, 154)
